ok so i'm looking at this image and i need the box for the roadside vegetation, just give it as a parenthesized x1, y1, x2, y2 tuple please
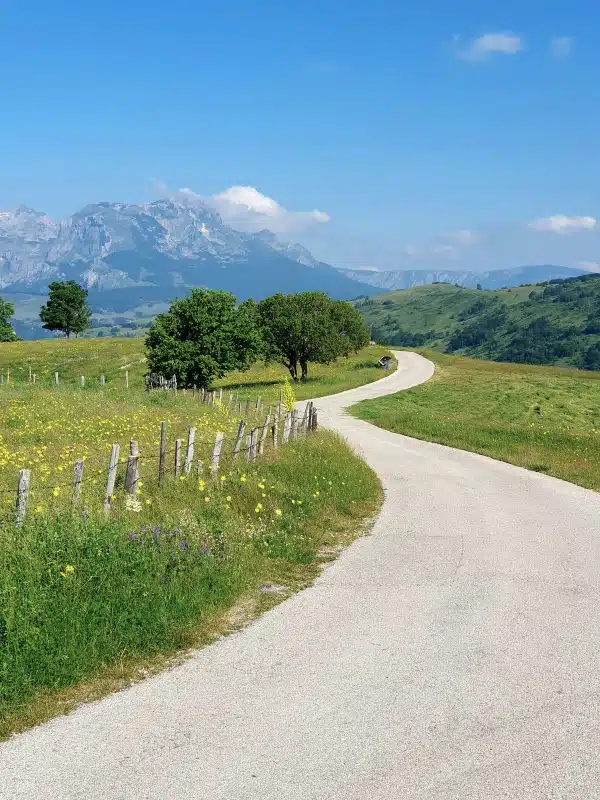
(0, 290, 390, 737)
(353, 350, 600, 491)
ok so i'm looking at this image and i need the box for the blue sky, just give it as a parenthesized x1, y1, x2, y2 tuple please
(1, 0, 599, 270)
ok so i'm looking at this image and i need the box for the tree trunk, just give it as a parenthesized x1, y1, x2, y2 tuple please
(285, 360, 298, 381)
(300, 360, 308, 381)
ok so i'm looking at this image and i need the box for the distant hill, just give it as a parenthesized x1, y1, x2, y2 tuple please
(356, 273, 600, 370)
(339, 265, 588, 291)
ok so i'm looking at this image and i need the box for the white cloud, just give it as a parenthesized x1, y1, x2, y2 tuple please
(442, 229, 476, 245)
(528, 215, 597, 234)
(551, 37, 573, 58)
(458, 32, 523, 61)
(211, 186, 329, 233)
(580, 261, 600, 271)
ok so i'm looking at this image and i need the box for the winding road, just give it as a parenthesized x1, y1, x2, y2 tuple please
(3, 351, 600, 799)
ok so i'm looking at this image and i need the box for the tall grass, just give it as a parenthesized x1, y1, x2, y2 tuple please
(0, 432, 381, 737)
(352, 350, 600, 491)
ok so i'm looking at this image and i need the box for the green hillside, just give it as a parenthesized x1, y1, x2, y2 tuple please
(356, 274, 600, 369)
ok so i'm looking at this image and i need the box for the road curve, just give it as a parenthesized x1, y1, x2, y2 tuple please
(3, 351, 600, 799)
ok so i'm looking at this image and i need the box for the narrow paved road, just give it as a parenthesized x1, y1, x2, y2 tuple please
(3, 352, 600, 799)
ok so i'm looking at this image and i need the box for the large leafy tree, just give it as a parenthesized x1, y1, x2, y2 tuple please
(145, 289, 262, 388)
(39, 281, 92, 338)
(257, 292, 369, 380)
(0, 297, 20, 342)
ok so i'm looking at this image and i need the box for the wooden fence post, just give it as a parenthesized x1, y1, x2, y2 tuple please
(184, 427, 196, 474)
(32, 374, 36, 384)
(72, 459, 84, 505)
(193, 384, 197, 399)
(201, 387, 206, 403)
(219, 388, 223, 403)
(211, 432, 224, 476)
(255, 396, 262, 412)
(15, 469, 31, 526)
(290, 409, 298, 440)
(227, 392, 234, 411)
(158, 421, 167, 487)
(6, 368, 9, 385)
(300, 403, 310, 435)
(29, 365, 32, 382)
(250, 428, 259, 461)
(104, 444, 120, 516)
(311, 407, 318, 431)
(245, 399, 251, 417)
(55, 372, 59, 386)
(124, 440, 139, 494)
(245, 433, 252, 463)
(233, 420, 246, 459)
(125, 370, 129, 389)
(272, 409, 279, 450)
(81, 375, 85, 388)
(174, 439, 182, 477)
(282, 412, 291, 444)
(100, 375, 105, 387)
(259, 413, 271, 455)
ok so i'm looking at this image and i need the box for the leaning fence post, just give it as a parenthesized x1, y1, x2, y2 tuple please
(72, 460, 84, 505)
(125, 370, 129, 389)
(233, 420, 246, 459)
(300, 403, 310, 435)
(211, 432, 224, 476)
(311, 407, 318, 431)
(272, 409, 279, 450)
(124, 440, 139, 494)
(250, 428, 259, 461)
(104, 444, 120, 516)
(16, 469, 31, 526)
(32, 374, 36, 384)
(259, 413, 271, 455)
(174, 439, 182, 477)
(290, 409, 299, 440)
(245, 399, 251, 417)
(184, 427, 196, 474)
(100, 375, 105, 387)
(72, 459, 83, 505)
(255, 396, 262, 412)
(245, 433, 252, 463)
(158, 421, 167, 487)
(55, 371, 59, 386)
(282, 412, 291, 444)
(80, 375, 85, 388)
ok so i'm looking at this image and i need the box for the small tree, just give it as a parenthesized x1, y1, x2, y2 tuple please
(257, 292, 369, 380)
(0, 297, 20, 342)
(145, 289, 262, 389)
(39, 281, 92, 338)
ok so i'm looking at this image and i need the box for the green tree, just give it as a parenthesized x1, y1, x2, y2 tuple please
(39, 281, 92, 338)
(0, 297, 19, 342)
(257, 292, 369, 380)
(145, 289, 262, 389)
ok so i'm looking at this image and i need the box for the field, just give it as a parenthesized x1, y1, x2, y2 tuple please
(352, 350, 600, 492)
(0, 338, 389, 737)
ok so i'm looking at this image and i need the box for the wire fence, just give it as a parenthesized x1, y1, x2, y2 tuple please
(8, 401, 318, 526)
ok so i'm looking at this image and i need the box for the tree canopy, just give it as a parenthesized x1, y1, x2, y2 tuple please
(256, 292, 369, 380)
(145, 289, 262, 389)
(0, 297, 19, 342)
(39, 281, 92, 338)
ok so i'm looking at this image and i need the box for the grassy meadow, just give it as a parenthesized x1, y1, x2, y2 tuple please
(0, 336, 388, 737)
(353, 350, 600, 491)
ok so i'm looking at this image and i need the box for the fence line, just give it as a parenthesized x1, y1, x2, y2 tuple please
(6, 403, 317, 525)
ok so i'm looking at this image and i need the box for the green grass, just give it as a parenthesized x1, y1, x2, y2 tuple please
(352, 350, 600, 491)
(215, 344, 393, 403)
(0, 430, 381, 738)
(0, 337, 389, 737)
(0, 338, 393, 398)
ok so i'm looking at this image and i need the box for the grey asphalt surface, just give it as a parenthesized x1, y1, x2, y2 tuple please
(3, 351, 600, 799)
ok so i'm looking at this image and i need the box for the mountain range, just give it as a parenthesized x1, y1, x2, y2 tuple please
(0, 197, 590, 338)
